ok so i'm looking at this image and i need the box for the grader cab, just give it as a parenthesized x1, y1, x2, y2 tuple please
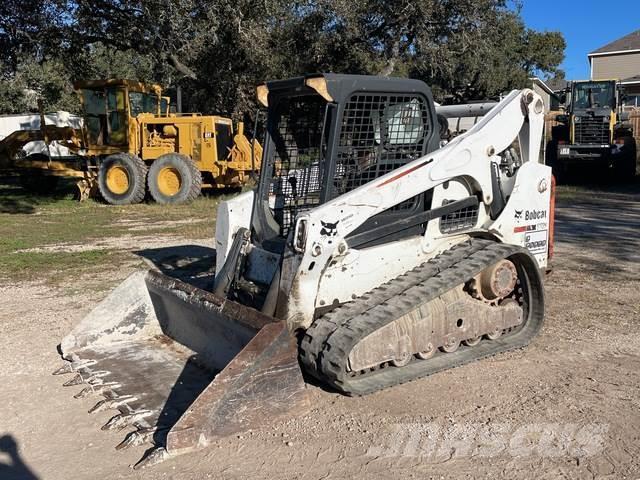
(74, 79, 261, 204)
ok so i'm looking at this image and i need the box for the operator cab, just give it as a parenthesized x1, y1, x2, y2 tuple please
(570, 80, 616, 111)
(74, 79, 163, 149)
(252, 74, 441, 252)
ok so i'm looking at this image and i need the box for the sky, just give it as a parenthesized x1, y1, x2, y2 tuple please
(519, 0, 640, 80)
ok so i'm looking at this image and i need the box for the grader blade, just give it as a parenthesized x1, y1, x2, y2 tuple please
(55, 270, 310, 467)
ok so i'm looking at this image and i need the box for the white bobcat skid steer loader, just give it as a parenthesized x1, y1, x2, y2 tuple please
(55, 74, 553, 467)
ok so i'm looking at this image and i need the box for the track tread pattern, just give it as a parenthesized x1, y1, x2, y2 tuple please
(300, 239, 544, 396)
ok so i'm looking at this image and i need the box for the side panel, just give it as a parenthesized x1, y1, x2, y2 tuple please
(490, 162, 552, 268)
(215, 190, 255, 276)
(315, 235, 469, 308)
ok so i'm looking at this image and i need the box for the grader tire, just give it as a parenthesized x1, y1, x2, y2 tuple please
(148, 153, 202, 204)
(98, 153, 147, 205)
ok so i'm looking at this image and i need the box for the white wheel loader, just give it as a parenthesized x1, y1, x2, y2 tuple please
(54, 74, 554, 468)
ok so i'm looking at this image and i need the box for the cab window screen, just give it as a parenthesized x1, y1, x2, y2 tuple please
(267, 95, 327, 237)
(333, 93, 430, 211)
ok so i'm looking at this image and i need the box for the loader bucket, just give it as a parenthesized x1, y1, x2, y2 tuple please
(55, 269, 310, 468)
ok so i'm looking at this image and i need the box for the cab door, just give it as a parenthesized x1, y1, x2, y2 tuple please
(105, 86, 129, 146)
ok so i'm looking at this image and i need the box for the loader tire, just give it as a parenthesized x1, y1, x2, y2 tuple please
(615, 137, 637, 180)
(148, 153, 202, 204)
(98, 153, 147, 205)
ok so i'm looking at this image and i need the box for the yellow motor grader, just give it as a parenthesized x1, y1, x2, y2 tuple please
(0, 79, 261, 204)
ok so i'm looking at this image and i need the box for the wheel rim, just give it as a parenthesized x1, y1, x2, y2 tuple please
(157, 167, 182, 197)
(416, 343, 435, 360)
(391, 351, 411, 367)
(486, 328, 503, 340)
(464, 336, 482, 347)
(106, 165, 130, 195)
(441, 340, 460, 353)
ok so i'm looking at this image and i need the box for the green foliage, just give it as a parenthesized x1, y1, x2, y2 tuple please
(0, 57, 77, 113)
(0, 0, 566, 115)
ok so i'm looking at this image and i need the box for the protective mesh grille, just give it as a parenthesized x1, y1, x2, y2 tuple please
(268, 96, 326, 236)
(574, 116, 609, 144)
(439, 204, 479, 234)
(332, 93, 430, 212)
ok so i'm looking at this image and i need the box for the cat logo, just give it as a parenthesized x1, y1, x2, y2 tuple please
(514, 210, 523, 220)
(320, 220, 339, 237)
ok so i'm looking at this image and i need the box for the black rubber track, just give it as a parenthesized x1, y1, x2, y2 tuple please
(299, 239, 545, 396)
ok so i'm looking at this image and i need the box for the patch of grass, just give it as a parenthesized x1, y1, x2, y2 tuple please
(555, 179, 640, 202)
(555, 185, 589, 201)
(1, 249, 113, 282)
(0, 180, 225, 284)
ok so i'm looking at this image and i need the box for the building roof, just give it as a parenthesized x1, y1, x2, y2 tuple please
(545, 77, 569, 92)
(589, 29, 640, 56)
(530, 77, 554, 95)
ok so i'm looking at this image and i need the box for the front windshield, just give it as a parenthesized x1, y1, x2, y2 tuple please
(572, 82, 615, 109)
(129, 92, 159, 116)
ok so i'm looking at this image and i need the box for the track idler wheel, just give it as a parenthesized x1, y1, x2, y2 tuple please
(463, 337, 482, 346)
(416, 343, 436, 360)
(441, 339, 460, 353)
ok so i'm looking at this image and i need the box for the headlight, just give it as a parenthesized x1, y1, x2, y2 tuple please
(603, 116, 610, 122)
(574, 116, 581, 123)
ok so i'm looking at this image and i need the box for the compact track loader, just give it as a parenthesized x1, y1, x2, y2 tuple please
(55, 74, 553, 468)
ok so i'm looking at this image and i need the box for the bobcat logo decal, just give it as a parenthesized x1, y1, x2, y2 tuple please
(320, 220, 339, 237)
(514, 210, 523, 220)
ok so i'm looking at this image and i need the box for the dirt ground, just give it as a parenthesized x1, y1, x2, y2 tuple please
(1, 183, 639, 480)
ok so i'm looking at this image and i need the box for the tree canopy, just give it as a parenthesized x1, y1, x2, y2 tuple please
(0, 0, 565, 116)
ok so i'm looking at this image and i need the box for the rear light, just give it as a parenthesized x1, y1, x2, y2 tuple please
(558, 140, 567, 145)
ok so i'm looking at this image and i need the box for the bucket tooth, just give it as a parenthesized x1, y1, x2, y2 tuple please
(62, 369, 110, 387)
(74, 382, 121, 399)
(89, 395, 136, 414)
(74, 387, 95, 399)
(116, 427, 169, 450)
(52, 364, 74, 375)
(52, 359, 97, 375)
(88, 399, 109, 413)
(133, 447, 170, 470)
(116, 428, 156, 451)
(102, 410, 153, 431)
(63, 374, 84, 387)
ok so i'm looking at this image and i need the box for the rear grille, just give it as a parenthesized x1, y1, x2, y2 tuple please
(574, 116, 609, 144)
(439, 204, 479, 234)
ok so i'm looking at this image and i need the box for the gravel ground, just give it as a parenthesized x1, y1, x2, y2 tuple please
(0, 184, 638, 480)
